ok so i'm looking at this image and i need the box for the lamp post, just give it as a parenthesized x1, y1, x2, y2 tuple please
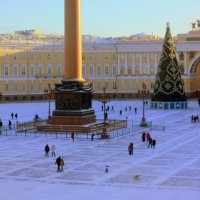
(44, 83, 54, 119)
(98, 86, 110, 139)
(140, 83, 148, 127)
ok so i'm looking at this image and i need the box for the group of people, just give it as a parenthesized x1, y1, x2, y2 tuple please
(191, 115, 199, 123)
(142, 132, 156, 149)
(101, 105, 138, 117)
(11, 112, 18, 120)
(44, 144, 65, 173)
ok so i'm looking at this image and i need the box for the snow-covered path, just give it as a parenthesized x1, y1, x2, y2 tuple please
(0, 100, 200, 200)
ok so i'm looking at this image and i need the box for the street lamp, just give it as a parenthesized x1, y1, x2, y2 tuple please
(98, 86, 110, 139)
(44, 83, 54, 119)
(140, 83, 148, 127)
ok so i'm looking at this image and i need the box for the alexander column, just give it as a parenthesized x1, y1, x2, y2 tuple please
(50, 0, 96, 125)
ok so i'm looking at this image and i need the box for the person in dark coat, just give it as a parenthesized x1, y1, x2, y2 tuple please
(142, 132, 146, 142)
(15, 113, 18, 120)
(55, 156, 61, 173)
(44, 144, 50, 157)
(11, 113, 14, 119)
(148, 138, 153, 148)
(128, 143, 132, 155)
(0, 119, 3, 134)
(91, 133, 95, 141)
(130, 142, 134, 155)
(128, 143, 133, 155)
(8, 120, 12, 129)
(71, 132, 75, 142)
(152, 139, 156, 149)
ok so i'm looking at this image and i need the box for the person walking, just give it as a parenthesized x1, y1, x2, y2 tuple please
(152, 139, 156, 149)
(142, 132, 146, 142)
(134, 107, 137, 114)
(60, 157, 65, 172)
(91, 133, 95, 141)
(0, 119, 3, 134)
(128, 143, 132, 155)
(44, 144, 50, 157)
(146, 132, 151, 142)
(71, 132, 75, 142)
(8, 120, 12, 129)
(51, 144, 56, 157)
(130, 142, 134, 155)
(55, 156, 61, 173)
(148, 137, 153, 148)
(15, 113, 18, 120)
(11, 112, 14, 119)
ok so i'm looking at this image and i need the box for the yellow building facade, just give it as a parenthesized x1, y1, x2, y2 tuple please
(0, 30, 200, 101)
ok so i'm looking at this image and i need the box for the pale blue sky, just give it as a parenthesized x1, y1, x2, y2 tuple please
(0, 0, 199, 37)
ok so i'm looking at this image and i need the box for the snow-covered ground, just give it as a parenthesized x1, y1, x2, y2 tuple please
(0, 99, 200, 200)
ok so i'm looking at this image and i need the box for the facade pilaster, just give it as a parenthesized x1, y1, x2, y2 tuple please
(184, 51, 187, 74)
(140, 53, 143, 75)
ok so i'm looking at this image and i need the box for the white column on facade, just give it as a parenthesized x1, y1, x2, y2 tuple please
(125, 53, 128, 75)
(154, 53, 158, 74)
(184, 51, 187, 74)
(117, 52, 121, 75)
(140, 53, 143, 75)
(147, 53, 150, 75)
(132, 53, 135, 74)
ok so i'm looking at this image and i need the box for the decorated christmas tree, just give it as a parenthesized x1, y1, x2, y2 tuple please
(152, 23, 186, 102)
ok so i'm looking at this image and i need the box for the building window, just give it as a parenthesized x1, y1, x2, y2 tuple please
(97, 82, 101, 90)
(57, 64, 62, 75)
(82, 53, 86, 60)
(5, 54, 9, 60)
(97, 54, 101, 60)
(39, 82, 43, 92)
(113, 81, 116, 90)
(89, 65, 94, 75)
(89, 54, 93, 60)
(105, 82, 109, 90)
(128, 80, 133, 91)
(38, 54, 42, 61)
(30, 53, 34, 60)
(38, 64, 43, 75)
(105, 54, 109, 60)
(4, 65, 9, 76)
(30, 83, 34, 92)
(113, 53, 117, 60)
(104, 65, 109, 75)
(121, 80, 125, 90)
(14, 83, 18, 92)
(22, 83, 26, 93)
(30, 64, 35, 76)
(112, 65, 117, 75)
(5, 83, 9, 92)
(13, 64, 18, 77)
(13, 54, 17, 60)
(22, 54, 26, 61)
(97, 65, 101, 75)
(48, 53, 51, 60)
(56, 54, 62, 60)
(47, 64, 52, 75)
(82, 64, 86, 76)
(22, 64, 26, 76)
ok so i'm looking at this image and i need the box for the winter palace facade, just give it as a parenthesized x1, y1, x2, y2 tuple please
(0, 29, 200, 101)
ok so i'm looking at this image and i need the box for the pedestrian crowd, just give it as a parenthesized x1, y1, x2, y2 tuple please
(191, 115, 199, 123)
(44, 144, 65, 173)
